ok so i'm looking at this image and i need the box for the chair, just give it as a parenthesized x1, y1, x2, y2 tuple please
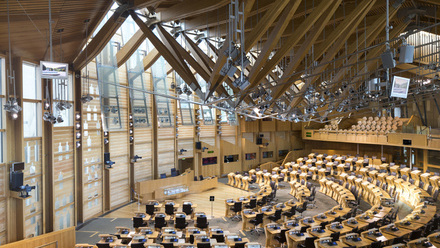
(274, 229, 288, 247)
(249, 213, 264, 235)
(268, 209, 282, 222)
(132, 216, 147, 229)
(130, 243, 145, 248)
(160, 173, 167, 179)
(306, 187, 317, 208)
(154, 216, 166, 230)
(234, 242, 246, 248)
(146, 204, 155, 216)
(298, 236, 318, 248)
(199, 175, 204, 181)
(245, 199, 257, 209)
(320, 221, 329, 230)
(197, 243, 211, 248)
(175, 216, 188, 230)
(282, 206, 296, 218)
(257, 196, 267, 206)
(182, 203, 194, 216)
(196, 216, 209, 229)
(330, 231, 340, 242)
(230, 201, 242, 221)
(296, 201, 307, 216)
(300, 226, 309, 233)
(96, 244, 111, 248)
(392, 236, 404, 245)
(211, 234, 225, 242)
(426, 189, 439, 204)
(408, 229, 422, 240)
(161, 243, 174, 248)
(194, 176, 198, 181)
(165, 204, 175, 216)
(370, 241, 382, 248)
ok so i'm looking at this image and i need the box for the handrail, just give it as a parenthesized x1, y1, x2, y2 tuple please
(35, 241, 58, 248)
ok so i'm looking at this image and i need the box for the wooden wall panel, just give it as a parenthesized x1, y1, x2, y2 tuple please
(275, 131, 290, 160)
(177, 139, 194, 159)
(260, 133, 277, 163)
(23, 139, 43, 238)
(242, 135, 260, 171)
(157, 128, 175, 177)
(260, 119, 276, 132)
(221, 140, 241, 174)
(277, 120, 291, 131)
(52, 127, 75, 232)
(240, 119, 259, 133)
(200, 141, 220, 177)
(178, 125, 194, 139)
(134, 128, 153, 182)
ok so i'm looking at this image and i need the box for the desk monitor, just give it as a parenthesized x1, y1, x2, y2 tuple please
(246, 244, 262, 248)
(213, 245, 229, 248)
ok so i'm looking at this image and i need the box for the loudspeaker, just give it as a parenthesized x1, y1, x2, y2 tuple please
(10, 171, 23, 191)
(381, 50, 396, 69)
(403, 139, 412, 145)
(399, 45, 414, 63)
(104, 152, 110, 162)
(195, 142, 202, 149)
(256, 138, 263, 145)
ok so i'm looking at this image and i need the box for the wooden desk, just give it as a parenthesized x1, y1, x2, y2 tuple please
(242, 211, 258, 230)
(326, 224, 353, 235)
(395, 221, 425, 231)
(225, 237, 249, 247)
(362, 231, 396, 243)
(428, 232, 440, 247)
(316, 241, 344, 248)
(408, 238, 439, 248)
(308, 228, 333, 238)
(341, 237, 372, 247)
(380, 225, 412, 238)
(286, 231, 310, 248)
(342, 220, 368, 230)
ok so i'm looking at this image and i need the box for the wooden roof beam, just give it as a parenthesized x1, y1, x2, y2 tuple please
(247, 0, 338, 95)
(142, 48, 160, 71)
(272, 0, 376, 106)
(116, 17, 159, 68)
(157, 0, 230, 23)
(244, 0, 293, 52)
(72, 4, 129, 71)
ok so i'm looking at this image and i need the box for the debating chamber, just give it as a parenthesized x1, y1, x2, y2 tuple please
(2, 0, 440, 247)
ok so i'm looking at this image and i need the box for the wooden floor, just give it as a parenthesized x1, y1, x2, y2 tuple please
(104, 183, 254, 219)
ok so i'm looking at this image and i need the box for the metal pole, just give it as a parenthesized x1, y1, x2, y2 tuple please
(49, 0, 53, 62)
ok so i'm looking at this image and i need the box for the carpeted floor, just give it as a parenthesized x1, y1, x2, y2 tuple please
(76, 178, 413, 245)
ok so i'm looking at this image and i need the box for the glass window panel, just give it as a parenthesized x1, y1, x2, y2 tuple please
(202, 106, 214, 125)
(22, 63, 41, 100)
(152, 57, 173, 127)
(23, 102, 41, 138)
(97, 41, 122, 131)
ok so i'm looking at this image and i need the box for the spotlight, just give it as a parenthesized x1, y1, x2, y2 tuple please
(44, 100, 50, 110)
(57, 115, 64, 123)
(75, 113, 81, 121)
(80, 94, 94, 103)
(43, 112, 57, 124)
(76, 141, 81, 148)
(4, 97, 22, 120)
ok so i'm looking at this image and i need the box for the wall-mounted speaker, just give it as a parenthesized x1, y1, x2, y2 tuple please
(195, 142, 202, 150)
(381, 50, 396, 69)
(399, 45, 414, 63)
(256, 138, 263, 145)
